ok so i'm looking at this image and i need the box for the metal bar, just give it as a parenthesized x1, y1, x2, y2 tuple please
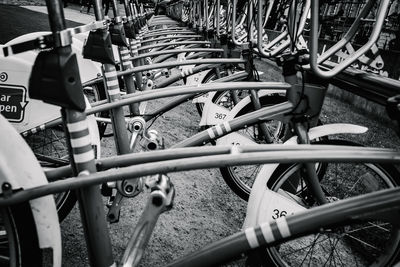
(46, 144, 393, 181)
(142, 27, 188, 34)
(25, 78, 269, 134)
(88, 82, 292, 115)
(2, 147, 400, 206)
(130, 39, 144, 90)
(101, 67, 131, 155)
(138, 41, 211, 51)
(149, 20, 180, 26)
(216, 0, 220, 37)
(232, 0, 242, 46)
(83, 58, 247, 86)
(119, 58, 246, 76)
(248, 0, 254, 42)
(185, 51, 214, 59)
(119, 0, 140, 114)
(119, 46, 140, 115)
(123, 0, 131, 17)
(205, 0, 209, 31)
(143, 30, 195, 39)
(140, 35, 202, 44)
(130, 48, 223, 60)
(172, 101, 293, 147)
(155, 64, 245, 89)
(152, 42, 205, 54)
(111, 0, 119, 17)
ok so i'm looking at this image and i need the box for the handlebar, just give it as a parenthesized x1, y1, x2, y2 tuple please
(232, 0, 247, 46)
(257, 0, 310, 58)
(309, 0, 390, 79)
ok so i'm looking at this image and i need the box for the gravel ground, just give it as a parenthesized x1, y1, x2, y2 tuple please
(0, 0, 45, 5)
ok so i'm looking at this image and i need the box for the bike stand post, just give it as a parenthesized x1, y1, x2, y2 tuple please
(112, 0, 141, 115)
(38, 1, 115, 266)
(89, 0, 141, 222)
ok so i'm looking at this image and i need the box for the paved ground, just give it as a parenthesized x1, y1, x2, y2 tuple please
(0, 2, 127, 43)
(0, 5, 83, 43)
(23, 4, 96, 24)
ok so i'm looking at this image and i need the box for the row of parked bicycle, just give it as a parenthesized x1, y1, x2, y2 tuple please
(0, 0, 400, 266)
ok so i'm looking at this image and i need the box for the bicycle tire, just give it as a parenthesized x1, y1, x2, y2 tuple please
(219, 93, 288, 201)
(25, 126, 76, 222)
(0, 204, 42, 266)
(251, 139, 400, 266)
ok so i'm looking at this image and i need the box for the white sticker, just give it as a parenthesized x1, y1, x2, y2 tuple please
(199, 103, 229, 126)
(139, 101, 147, 114)
(177, 52, 186, 62)
(192, 91, 211, 104)
(257, 189, 306, 225)
(216, 132, 257, 146)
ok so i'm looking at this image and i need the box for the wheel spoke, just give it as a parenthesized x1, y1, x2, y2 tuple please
(344, 233, 381, 252)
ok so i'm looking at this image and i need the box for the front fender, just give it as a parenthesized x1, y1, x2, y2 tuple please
(0, 115, 61, 266)
(243, 123, 368, 228)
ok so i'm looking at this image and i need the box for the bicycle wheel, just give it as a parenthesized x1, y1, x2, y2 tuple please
(195, 68, 230, 115)
(0, 204, 42, 266)
(25, 126, 77, 222)
(219, 94, 288, 201)
(255, 140, 400, 266)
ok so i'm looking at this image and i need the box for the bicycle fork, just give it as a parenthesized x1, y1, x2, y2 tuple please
(279, 48, 329, 205)
(294, 123, 328, 205)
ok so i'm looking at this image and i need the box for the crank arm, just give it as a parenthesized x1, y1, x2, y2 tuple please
(107, 192, 125, 223)
(129, 131, 140, 150)
(120, 190, 166, 267)
(121, 174, 174, 266)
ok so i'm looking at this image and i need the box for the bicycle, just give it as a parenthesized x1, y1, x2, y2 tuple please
(1, 0, 289, 222)
(1, 1, 399, 266)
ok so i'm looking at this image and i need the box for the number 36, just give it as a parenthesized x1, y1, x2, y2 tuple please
(272, 209, 287, 219)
